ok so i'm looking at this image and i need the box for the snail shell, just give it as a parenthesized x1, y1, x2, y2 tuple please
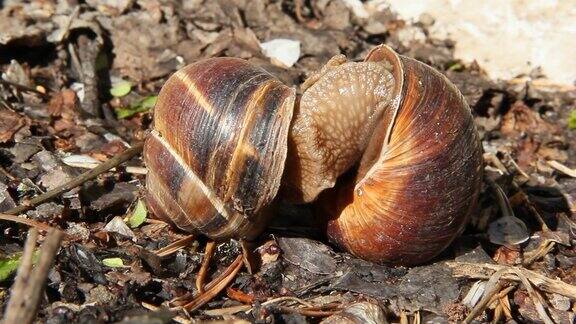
(144, 57, 295, 240)
(290, 45, 483, 265)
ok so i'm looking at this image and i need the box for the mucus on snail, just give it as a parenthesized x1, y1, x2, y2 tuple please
(143, 44, 483, 266)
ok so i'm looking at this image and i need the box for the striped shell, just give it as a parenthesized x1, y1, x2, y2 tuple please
(144, 58, 295, 240)
(312, 45, 483, 265)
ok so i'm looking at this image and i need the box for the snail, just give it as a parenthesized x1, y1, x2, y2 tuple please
(143, 44, 483, 265)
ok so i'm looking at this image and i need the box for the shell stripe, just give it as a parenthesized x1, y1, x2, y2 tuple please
(150, 130, 230, 220)
(223, 82, 272, 200)
(173, 69, 215, 115)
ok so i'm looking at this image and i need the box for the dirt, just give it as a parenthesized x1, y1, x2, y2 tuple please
(0, 1, 575, 323)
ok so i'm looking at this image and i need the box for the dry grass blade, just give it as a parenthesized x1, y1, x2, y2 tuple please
(448, 262, 576, 300)
(203, 305, 252, 316)
(273, 305, 337, 317)
(196, 240, 216, 294)
(463, 269, 507, 323)
(547, 160, 576, 178)
(524, 239, 555, 266)
(509, 268, 554, 324)
(261, 296, 314, 308)
(181, 255, 243, 311)
(154, 235, 195, 258)
(170, 255, 243, 311)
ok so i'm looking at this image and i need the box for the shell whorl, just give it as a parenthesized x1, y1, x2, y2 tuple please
(144, 57, 295, 240)
(323, 45, 483, 265)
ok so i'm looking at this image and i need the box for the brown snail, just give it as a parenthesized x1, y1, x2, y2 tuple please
(143, 45, 483, 265)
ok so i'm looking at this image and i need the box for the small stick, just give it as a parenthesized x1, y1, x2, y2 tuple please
(196, 240, 216, 294)
(5, 142, 144, 215)
(203, 304, 252, 316)
(226, 287, 254, 304)
(0, 213, 55, 232)
(3, 228, 64, 324)
(509, 268, 554, 324)
(0, 164, 17, 181)
(154, 235, 195, 258)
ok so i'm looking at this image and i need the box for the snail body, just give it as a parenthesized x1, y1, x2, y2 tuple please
(144, 45, 483, 265)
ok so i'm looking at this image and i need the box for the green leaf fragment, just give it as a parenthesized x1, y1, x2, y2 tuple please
(140, 95, 158, 109)
(115, 95, 158, 119)
(0, 254, 23, 282)
(128, 199, 147, 228)
(102, 257, 125, 268)
(569, 110, 576, 130)
(110, 80, 132, 97)
(0, 251, 40, 282)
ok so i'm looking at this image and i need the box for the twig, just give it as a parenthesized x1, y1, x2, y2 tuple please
(203, 305, 251, 316)
(140, 302, 189, 324)
(0, 213, 55, 233)
(3, 228, 64, 324)
(3, 229, 39, 323)
(58, 6, 80, 42)
(5, 142, 144, 215)
(0, 79, 50, 99)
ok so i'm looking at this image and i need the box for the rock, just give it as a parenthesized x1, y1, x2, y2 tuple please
(278, 237, 338, 275)
(330, 263, 462, 314)
(9, 143, 41, 163)
(26, 202, 64, 221)
(0, 181, 16, 212)
(103, 216, 135, 238)
(88, 182, 137, 213)
(87, 285, 117, 305)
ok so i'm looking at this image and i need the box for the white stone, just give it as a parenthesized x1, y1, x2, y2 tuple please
(260, 39, 301, 68)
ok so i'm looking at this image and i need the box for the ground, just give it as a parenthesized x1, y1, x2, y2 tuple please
(0, 1, 575, 323)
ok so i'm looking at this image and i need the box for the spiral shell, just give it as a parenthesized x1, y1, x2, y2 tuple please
(319, 45, 483, 265)
(144, 58, 295, 240)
